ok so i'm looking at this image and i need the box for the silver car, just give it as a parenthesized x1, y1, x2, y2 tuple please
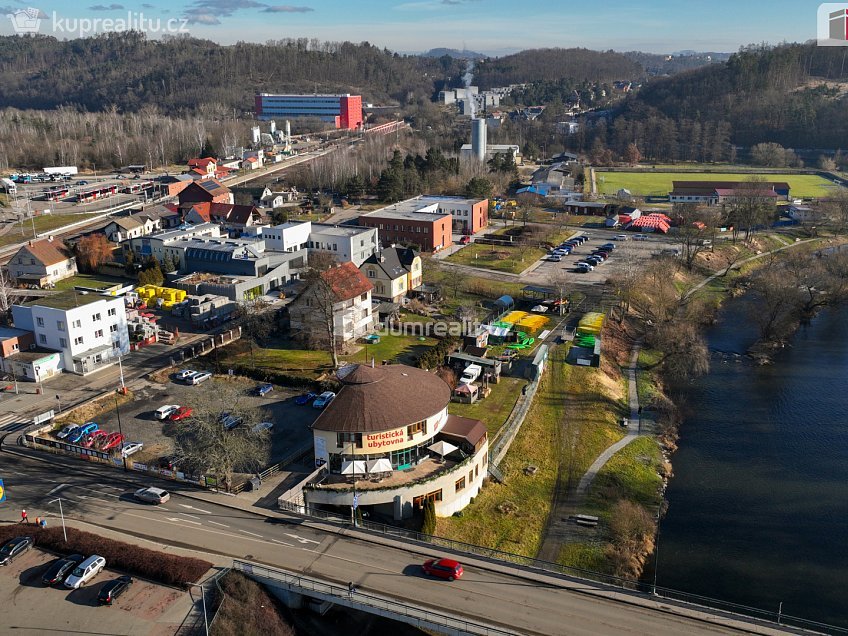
(134, 487, 170, 504)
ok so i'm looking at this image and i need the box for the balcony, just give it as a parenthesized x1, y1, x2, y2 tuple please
(308, 454, 469, 493)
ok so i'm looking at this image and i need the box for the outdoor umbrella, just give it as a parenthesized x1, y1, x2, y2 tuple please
(340, 460, 367, 475)
(427, 440, 459, 457)
(366, 458, 393, 474)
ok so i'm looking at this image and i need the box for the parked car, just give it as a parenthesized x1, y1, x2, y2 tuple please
(98, 575, 133, 605)
(101, 432, 125, 452)
(120, 442, 143, 458)
(56, 424, 79, 440)
(590, 251, 610, 259)
(169, 406, 193, 421)
(79, 422, 99, 435)
(421, 558, 464, 581)
(221, 414, 243, 430)
(614, 234, 629, 241)
(575, 264, 592, 273)
(189, 371, 212, 385)
(155, 404, 180, 420)
(75, 180, 89, 186)
(175, 370, 197, 382)
(659, 248, 681, 257)
(313, 391, 336, 408)
(459, 235, 471, 245)
(64, 555, 106, 589)
(633, 233, 649, 241)
(547, 254, 562, 263)
(134, 487, 170, 505)
(0, 536, 33, 566)
(585, 256, 603, 267)
(254, 383, 273, 397)
(295, 391, 317, 405)
(251, 421, 274, 433)
(42, 554, 85, 586)
(575, 261, 594, 271)
(82, 430, 108, 449)
(68, 423, 97, 444)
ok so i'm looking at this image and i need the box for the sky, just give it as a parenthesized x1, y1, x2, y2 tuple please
(0, 0, 836, 54)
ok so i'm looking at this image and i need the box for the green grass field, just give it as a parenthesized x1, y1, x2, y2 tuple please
(0, 213, 103, 248)
(595, 171, 839, 198)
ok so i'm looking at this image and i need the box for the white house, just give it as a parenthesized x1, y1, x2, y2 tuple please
(11, 292, 130, 375)
(9, 237, 77, 288)
(247, 221, 312, 253)
(308, 224, 379, 267)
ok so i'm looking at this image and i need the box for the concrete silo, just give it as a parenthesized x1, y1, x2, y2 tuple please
(471, 118, 487, 163)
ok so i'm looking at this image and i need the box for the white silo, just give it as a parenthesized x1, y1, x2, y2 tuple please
(471, 118, 487, 163)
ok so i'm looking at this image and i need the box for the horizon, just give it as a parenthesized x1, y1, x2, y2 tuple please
(0, 0, 829, 56)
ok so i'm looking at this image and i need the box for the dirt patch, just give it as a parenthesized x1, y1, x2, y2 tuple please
(54, 389, 135, 426)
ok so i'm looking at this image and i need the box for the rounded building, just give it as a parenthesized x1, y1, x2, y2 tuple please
(306, 363, 489, 520)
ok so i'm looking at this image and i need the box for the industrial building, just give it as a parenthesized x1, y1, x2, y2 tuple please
(254, 93, 363, 130)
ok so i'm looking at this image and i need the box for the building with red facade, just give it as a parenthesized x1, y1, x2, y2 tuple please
(254, 93, 363, 130)
(359, 200, 453, 252)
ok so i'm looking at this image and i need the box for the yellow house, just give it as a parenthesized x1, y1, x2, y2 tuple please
(360, 247, 421, 304)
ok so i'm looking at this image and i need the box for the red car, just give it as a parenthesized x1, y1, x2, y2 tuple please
(169, 406, 193, 421)
(101, 432, 125, 452)
(459, 235, 471, 245)
(82, 430, 108, 449)
(421, 558, 464, 581)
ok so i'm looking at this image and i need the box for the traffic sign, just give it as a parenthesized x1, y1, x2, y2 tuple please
(0, 478, 6, 503)
(352, 493, 359, 510)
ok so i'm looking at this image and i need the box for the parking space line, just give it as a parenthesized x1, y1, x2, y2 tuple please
(207, 521, 229, 528)
(237, 529, 263, 538)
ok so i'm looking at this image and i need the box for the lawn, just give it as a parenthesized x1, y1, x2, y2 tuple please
(585, 436, 664, 514)
(53, 273, 132, 291)
(0, 213, 104, 247)
(595, 171, 839, 198)
(449, 375, 528, 437)
(446, 243, 547, 274)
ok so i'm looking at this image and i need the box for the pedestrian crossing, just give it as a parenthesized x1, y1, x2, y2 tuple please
(0, 413, 28, 433)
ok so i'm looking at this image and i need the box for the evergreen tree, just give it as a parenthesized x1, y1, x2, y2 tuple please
(421, 499, 436, 535)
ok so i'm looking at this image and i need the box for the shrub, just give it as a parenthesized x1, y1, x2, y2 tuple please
(0, 525, 211, 588)
(417, 336, 460, 370)
(421, 499, 436, 535)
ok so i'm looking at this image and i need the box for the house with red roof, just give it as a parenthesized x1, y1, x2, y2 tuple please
(187, 157, 232, 181)
(288, 261, 374, 348)
(9, 237, 77, 288)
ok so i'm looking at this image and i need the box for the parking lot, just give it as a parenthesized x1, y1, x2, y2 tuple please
(524, 228, 681, 287)
(0, 547, 192, 635)
(79, 375, 318, 468)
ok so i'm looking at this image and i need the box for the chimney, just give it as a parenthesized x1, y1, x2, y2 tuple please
(47, 235, 54, 242)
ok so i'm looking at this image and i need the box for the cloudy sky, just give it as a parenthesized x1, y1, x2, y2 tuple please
(0, 0, 832, 54)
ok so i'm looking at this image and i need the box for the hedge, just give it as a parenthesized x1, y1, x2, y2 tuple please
(0, 524, 211, 588)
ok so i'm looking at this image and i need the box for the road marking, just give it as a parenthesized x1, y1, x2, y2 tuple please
(178, 504, 212, 514)
(284, 533, 320, 545)
(271, 539, 294, 547)
(179, 513, 201, 520)
(238, 529, 263, 538)
(167, 517, 201, 526)
(47, 484, 69, 495)
(77, 495, 110, 504)
(207, 521, 230, 528)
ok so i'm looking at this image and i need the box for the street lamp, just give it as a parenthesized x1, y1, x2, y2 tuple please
(48, 497, 67, 543)
(115, 394, 127, 472)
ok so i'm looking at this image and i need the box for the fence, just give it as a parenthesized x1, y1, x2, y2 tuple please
(230, 442, 313, 494)
(232, 560, 520, 636)
(274, 500, 846, 634)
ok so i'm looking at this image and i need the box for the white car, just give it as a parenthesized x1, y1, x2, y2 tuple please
(575, 261, 595, 271)
(175, 370, 197, 381)
(120, 442, 144, 458)
(313, 391, 336, 408)
(633, 234, 649, 241)
(134, 487, 170, 504)
(56, 424, 79, 440)
(64, 555, 106, 589)
(155, 405, 180, 420)
(251, 421, 274, 433)
(614, 234, 628, 241)
(189, 371, 212, 385)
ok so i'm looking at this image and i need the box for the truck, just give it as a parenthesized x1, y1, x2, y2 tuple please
(459, 364, 482, 385)
(43, 166, 78, 176)
(0, 178, 16, 194)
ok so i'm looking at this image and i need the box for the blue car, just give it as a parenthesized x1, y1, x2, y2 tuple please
(313, 391, 336, 409)
(295, 391, 317, 406)
(254, 383, 273, 397)
(67, 422, 97, 444)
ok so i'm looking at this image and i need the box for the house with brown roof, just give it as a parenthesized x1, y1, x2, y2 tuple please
(183, 202, 263, 232)
(303, 363, 490, 520)
(288, 262, 374, 348)
(177, 179, 233, 207)
(9, 237, 77, 288)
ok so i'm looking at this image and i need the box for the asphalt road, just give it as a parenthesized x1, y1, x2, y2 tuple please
(0, 451, 787, 636)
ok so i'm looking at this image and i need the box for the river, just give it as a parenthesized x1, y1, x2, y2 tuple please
(654, 299, 848, 628)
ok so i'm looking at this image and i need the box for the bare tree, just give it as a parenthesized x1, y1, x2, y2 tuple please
(171, 381, 271, 489)
(725, 178, 775, 242)
(822, 189, 848, 235)
(672, 203, 712, 271)
(291, 266, 343, 368)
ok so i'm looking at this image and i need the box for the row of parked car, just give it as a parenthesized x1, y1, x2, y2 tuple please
(54, 422, 142, 457)
(0, 538, 132, 604)
(174, 369, 213, 385)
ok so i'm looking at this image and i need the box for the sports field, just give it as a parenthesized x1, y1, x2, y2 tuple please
(595, 171, 839, 198)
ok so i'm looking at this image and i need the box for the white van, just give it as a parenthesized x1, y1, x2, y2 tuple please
(64, 555, 106, 589)
(459, 364, 482, 385)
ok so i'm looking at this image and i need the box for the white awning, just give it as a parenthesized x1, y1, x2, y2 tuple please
(340, 460, 367, 475)
(366, 458, 393, 474)
(427, 440, 459, 457)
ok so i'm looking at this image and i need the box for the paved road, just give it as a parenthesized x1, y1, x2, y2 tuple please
(0, 450, 793, 636)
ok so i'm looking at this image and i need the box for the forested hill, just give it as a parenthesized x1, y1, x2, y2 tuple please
(0, 32, 464, 114)
(473, 48, 643, 88)
(628, 43, 848, 148)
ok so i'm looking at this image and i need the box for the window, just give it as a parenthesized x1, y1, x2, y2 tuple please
(483, 453, 488, 467)
(333, 243, 337, 251)
(93, 313, 102, 321)
(407, 420, 426, 438)
(59, 338, 67, 347)
(94, 329, 104, 338)
(360, 293, 368, 301)
(74, 336, 84, 346)
(336, 432, 362, 448)
(424, 227, 429, 234)
(38, 334, 47, 344)
(455, 477, 466, 492)
(110, 324, 118, 333)
(108, 308, 116, 317)
(73, 320, 81, 328)
(469, 470, 474, 484)
(30, 258, 36, 265)
(362, 309, 368, 319)
(36, 317, 44, 327)
(413, 489, 442, 508)
(11, 344, 18, 352)
(475, 465, 479, 478)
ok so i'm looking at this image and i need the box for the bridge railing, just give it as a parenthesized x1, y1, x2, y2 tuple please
(232, 559, 519, 636)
